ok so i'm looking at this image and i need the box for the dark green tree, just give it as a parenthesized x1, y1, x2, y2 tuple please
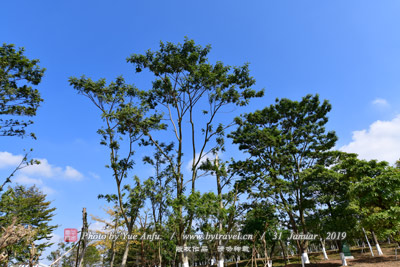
(350, 159, 400, 254)
(305, 152, 359, 265)
(0, 185, 57, 265)
(229, 94, 337, 263)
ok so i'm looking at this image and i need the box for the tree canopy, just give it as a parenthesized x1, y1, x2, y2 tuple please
(0, 43, 44, 139)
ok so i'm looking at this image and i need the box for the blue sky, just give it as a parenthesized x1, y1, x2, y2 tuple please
(2, 0, 400, 263)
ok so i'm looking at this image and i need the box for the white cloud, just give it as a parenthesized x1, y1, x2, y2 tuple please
(0, 151, 23, 168)
(20, 158, 83, 181)
(340, 115, 400, 164)
(0, 151, 83, 196)
(372, 98, 390, 108)
(14, 175, 43, 185)
(21, 158, 57, 177)
(64, 166, 84, 180)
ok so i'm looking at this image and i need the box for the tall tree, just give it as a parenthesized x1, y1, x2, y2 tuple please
(229, 94, 337, 263)
(0, 46, 43, 260)
(0, 185, 57, 265)
(128, 37, 263, 266)
(69, 75, 159, 267)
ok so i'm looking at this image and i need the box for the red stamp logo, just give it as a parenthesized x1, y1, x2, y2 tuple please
(64, 228, 78, 242)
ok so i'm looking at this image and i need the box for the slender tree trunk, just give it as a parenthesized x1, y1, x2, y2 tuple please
(110, 238, 116, 267)
(158, 240, 162, 267)
(320, 239, 328, 260)
(122, 214, 139, 267)
(109, 220, 118, 267)
(371, 231, 383, 256)
(121, 239, 131, 267)
(362, 227, 374, 257)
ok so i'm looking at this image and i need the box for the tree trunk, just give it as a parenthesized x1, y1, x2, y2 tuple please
(110, 239, 116, 267)
(28, 242, 37, 267)
(217, 253, 224, 267)
(300, 240, 310, 264)
(109, 217, 119, 267)
(371, 231, 383, 256)
(182, 251, 189, 267)
(121, 239, 130, 267)
(158, 240, 162, 267)
(76, 208, 88, 267)
(362, 227, 374, 257)
(320, 239, 328, 260)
